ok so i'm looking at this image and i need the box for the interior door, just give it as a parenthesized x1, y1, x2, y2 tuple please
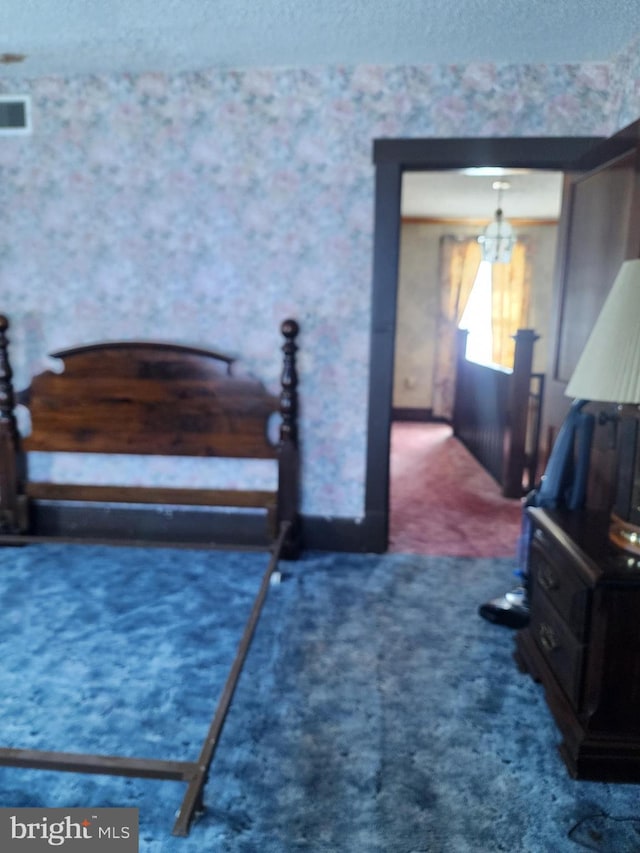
(543, 119, 640, 510)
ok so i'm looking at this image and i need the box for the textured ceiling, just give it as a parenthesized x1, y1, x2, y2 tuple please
(0, 0, 638, 80)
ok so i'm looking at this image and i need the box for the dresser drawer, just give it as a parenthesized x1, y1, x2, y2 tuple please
(530, 527, 590, 641)
(530, 589, 585, 708)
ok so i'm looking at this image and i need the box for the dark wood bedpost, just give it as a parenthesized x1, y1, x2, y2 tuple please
(277, 318, 300, 555)
(0, 315, 25, 533)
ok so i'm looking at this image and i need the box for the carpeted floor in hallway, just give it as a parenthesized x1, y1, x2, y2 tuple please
(389, 422, 524, 557)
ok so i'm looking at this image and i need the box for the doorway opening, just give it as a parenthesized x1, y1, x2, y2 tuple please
(364, 136, 603, 553)
(393, 168, 563, 418)
(390, 167, 563, 553)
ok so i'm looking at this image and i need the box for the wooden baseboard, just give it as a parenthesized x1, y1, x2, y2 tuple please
(392, 408, 451, 424)
(301, 512, 386, 553)
(392, 407, 431, 422)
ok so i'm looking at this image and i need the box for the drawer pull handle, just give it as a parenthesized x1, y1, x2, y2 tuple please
(539, 623, 559, 654)
(538, 568, 558, 592)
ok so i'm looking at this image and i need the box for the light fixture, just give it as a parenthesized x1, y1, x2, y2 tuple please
(478, 180, 515, 264)
(564, 258, 640, 554)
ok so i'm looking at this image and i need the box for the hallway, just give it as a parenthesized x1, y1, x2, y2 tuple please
(389, 422, 524, 557)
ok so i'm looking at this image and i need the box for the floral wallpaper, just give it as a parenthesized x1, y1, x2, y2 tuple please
(611, 33, 640, 130)
(0, 48, 638, 519)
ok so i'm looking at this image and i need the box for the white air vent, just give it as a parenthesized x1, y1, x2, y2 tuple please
(0, 95, 31, 135)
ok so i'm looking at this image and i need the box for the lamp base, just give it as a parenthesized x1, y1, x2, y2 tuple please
(609, 512, 640, 556)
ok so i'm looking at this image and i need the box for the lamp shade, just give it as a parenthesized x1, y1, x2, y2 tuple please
(565, 259, 640, 403)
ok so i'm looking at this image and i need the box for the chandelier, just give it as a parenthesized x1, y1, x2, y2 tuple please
(478, 180, 515, 263)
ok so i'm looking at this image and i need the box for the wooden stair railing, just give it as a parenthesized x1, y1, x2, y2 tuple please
(452, 328, 542, 498)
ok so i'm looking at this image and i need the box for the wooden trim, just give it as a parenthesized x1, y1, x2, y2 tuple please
(301, 512, 385, 552)
(391, 407, 433, 422)
(573, 121, 640, 174)
(365, 160, 403, 547)
(367, 136, 605, 551)
(402, 216, 559, 227)
(374, 137, 602, 168)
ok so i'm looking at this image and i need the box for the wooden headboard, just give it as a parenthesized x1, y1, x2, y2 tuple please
(22, 342, 279, 458)
(0, 316, 299, 548)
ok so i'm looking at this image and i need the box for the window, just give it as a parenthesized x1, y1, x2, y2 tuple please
(459, 261, 493, 365)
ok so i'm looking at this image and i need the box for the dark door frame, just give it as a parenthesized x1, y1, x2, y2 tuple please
(363, 136, 604, 553)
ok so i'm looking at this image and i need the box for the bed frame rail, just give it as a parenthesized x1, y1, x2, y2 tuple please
(24, 483, 279, 539)
(0, 520, 291, 837)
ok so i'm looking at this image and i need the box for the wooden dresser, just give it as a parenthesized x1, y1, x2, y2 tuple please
(514, 507, 640, 782)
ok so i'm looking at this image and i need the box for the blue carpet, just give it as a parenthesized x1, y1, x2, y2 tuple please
(0, 545, 638, 852)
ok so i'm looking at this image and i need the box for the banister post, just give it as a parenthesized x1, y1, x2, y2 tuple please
(277, 318, 300, 554)
(452, 327, 469, 437)
(503, 328, 539, 498)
